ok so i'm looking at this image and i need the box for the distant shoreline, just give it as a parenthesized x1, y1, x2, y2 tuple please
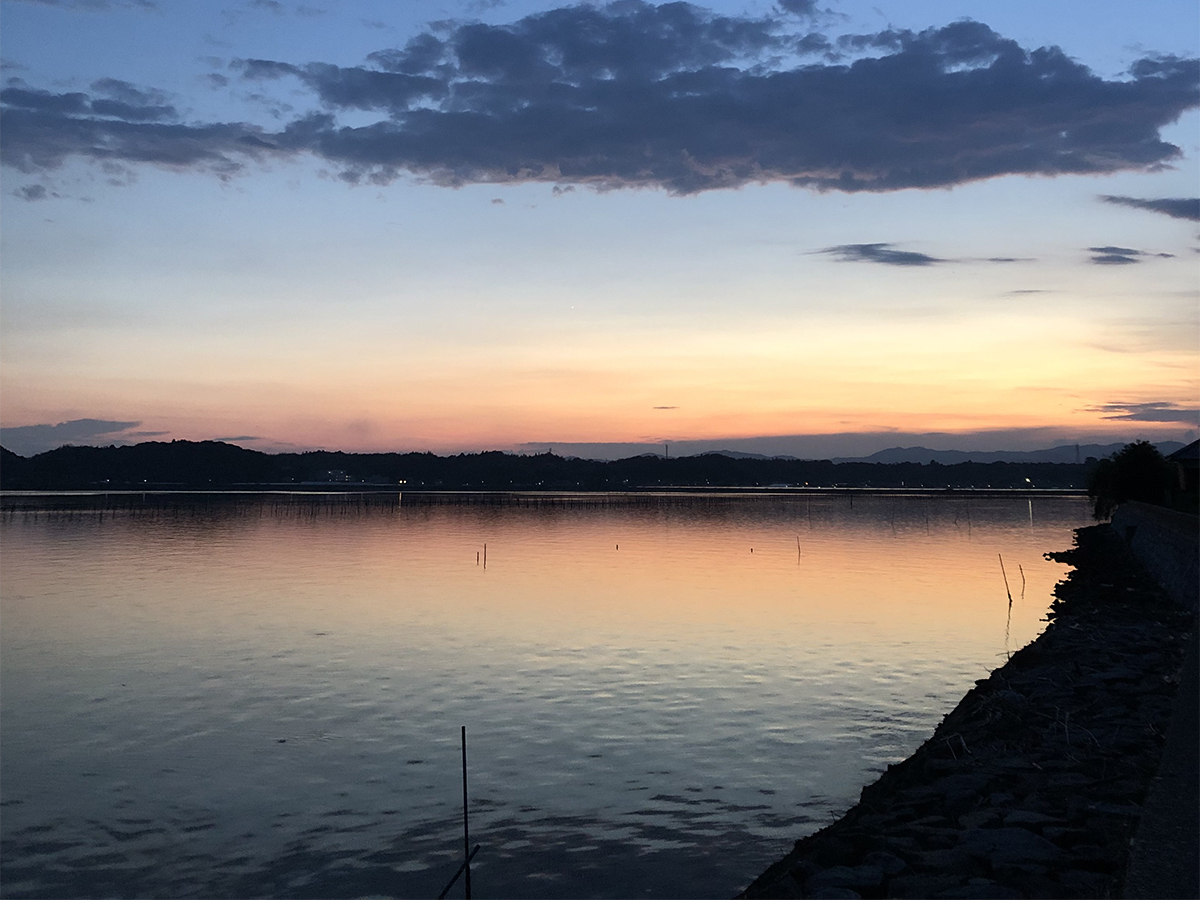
(0, 487, 1089, 512)
(0, 439, 1096, 493)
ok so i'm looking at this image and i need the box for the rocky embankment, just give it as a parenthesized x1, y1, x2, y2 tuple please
(739, 524, 1194, 900)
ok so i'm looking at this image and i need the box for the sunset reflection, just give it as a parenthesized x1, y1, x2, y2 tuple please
(1, 494, 1091, 898)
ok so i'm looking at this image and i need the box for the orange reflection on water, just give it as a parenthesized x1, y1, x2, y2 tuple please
(3, 494, 1087, 671)
(0, 493, 1094, 900)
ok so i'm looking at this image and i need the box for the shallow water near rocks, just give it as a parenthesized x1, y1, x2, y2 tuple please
(1, 493, 1090, 898)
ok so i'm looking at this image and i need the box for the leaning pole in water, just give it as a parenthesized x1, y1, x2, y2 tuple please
(436, 726, 479, 900)
(462, 725, 471, 900)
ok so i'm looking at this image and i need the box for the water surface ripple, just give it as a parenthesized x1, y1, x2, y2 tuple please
(0, 494, 1090, 898)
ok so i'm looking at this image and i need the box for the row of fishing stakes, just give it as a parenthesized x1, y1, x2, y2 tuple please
(997, 553, 1028, 603)
(438, 726, 480, 900)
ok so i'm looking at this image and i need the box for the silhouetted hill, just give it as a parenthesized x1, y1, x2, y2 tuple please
(0, 440, 1094, 491)
(696, 450, 799, 460)
(836, 442, 1184, 465)
(0, 441, 276, 490)
(1, 445, 28, 483)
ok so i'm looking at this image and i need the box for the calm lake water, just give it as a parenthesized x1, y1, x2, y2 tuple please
(0, 492, 1091, 899)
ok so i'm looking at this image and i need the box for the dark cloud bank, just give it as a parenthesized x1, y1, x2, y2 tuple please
(3, 3, 1198, 194)
(1094, 401, 1200, 425)
(0, 418, 166, 457)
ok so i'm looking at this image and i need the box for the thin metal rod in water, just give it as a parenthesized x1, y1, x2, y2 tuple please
(437, 845, 480, 900)
(461, 725, 471, 900)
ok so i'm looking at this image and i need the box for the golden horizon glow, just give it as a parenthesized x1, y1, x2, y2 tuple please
(3, 300, 1193, 452)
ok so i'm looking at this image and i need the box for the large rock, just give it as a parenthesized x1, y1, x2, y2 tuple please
(959, 827, 1064, 865)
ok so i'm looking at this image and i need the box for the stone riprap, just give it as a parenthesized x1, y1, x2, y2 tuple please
(739, 524, 1194, 900)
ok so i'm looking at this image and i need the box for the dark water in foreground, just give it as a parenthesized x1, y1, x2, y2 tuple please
(1, 493, 1090, 898)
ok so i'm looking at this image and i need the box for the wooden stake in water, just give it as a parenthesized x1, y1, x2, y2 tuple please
(998, 553, 1013, 603)
(462, 726, 471, 900)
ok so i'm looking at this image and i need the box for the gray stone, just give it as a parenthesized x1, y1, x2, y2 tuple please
(879, 835, 920, 856)
(990, 861, 1049, 881)
(888, 874, 961, 898)
(934, 881, 1023, 899)
(1099, 666, 1141, 682)
(994, 689, 1028, 707)
(1069, 844, 1110, 867)
(808, 889, 860, 900)
(927, 759, 966, 774)
(910, 814, 954, 827)
(1041, 826, 1089, 845)
(1000, 810, 1058, 827)
(805, 867, 855, 891)
(1056, 868, 1110, 895)
(861, 850, 907, 877)
(934, 773, 992, 797)
(913, 848, 971, 872)
(959, 827, 1065, 864)
(1086, 801, 1142, 817)
(806, 864, 883, 892)
(993, 758, 1031, 771)
(752, 874, 802, 899)
(788, 860, 820, 885)
(1047, 772, 1090, 787)
(909, 824, 959, 848)
(751, 874, 802, 899)
(959, 809, 1001, 830)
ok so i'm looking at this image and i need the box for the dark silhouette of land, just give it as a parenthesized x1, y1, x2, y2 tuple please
(0, 440, 1095, 492)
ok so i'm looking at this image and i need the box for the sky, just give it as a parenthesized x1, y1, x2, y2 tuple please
(1, 0, 1197, 459)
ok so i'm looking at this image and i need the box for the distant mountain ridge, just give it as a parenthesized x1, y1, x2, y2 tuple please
(695, 449, 799, 461)
(828, 442, 1185, 465)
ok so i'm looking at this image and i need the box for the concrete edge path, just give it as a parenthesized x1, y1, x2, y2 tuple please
(1123, 622, 1199, 899)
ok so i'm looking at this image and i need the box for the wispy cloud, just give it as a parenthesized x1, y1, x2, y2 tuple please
(820, 243, 945, 266)
(1093, 402, 1200, 424)
(1087, 245, 1175, 265)
(3, 6, 1197, 194)
(1100, 195, 1200, 222)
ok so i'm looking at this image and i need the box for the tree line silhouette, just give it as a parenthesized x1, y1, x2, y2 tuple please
(0, 440, 1094, 491)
